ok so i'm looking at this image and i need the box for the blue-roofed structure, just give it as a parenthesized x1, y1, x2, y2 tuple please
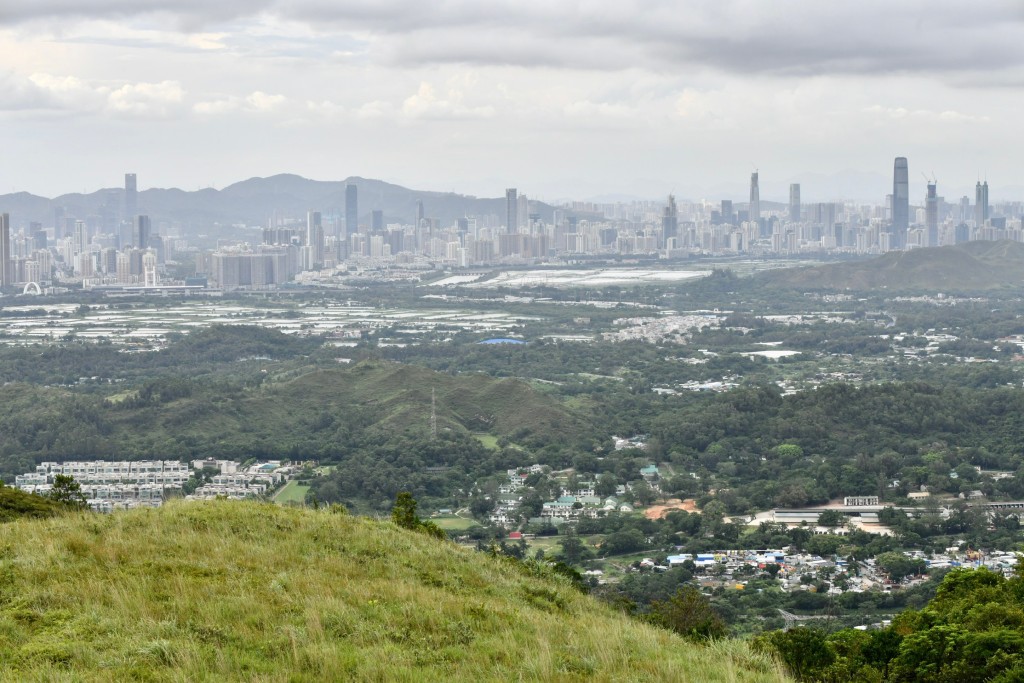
(477, 338, 526, 345)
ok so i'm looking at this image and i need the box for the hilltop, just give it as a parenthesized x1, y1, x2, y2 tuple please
(757, 240, 1024, 292)
(0, 501, 786, 681)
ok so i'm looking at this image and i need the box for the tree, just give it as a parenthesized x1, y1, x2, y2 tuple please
(757, 627, 835, 682)
(875, 552, 927, 582)
(818, 509, 847, 528)
(49, 474, 87, 509)
(391, 491, 419, 530)
(559, 527, 590, 566)
(595, 472, 618, 498)
(390, 491, 446, 539)
(647, 586, 726, 641)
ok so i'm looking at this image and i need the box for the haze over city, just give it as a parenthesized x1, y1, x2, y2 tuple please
(2, 1, 1024, 201)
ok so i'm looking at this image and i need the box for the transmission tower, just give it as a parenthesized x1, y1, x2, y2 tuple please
(431, 388, 437, 438)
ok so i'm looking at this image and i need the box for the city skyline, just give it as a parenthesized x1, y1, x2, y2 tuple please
(0, 2, 1022, 199)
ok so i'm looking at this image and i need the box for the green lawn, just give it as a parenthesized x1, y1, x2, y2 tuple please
(273, 480, 310, 505)
(432, 515, 479, 531)
(473, 433, 500, 450)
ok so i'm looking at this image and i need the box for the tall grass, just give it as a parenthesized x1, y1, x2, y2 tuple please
(0, 501, 788, 681)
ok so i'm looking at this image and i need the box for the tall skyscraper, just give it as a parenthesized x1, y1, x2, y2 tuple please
(415, 200, 425, 227)
(133, 215, 151, 250)
(891, 157, 910, 249)
(748, 171, 760, 223)
(662, 194, 678, 245)
(505, 188, 518, 233)
(0, 213, 9, 288)
(345, 184, 358, 237)
(975, 181, 989, 227)
(124, 173, 137, 222)
(925, 182, 938, 247)
(789, 184, 801, 222)
(307, 211, 324, 264)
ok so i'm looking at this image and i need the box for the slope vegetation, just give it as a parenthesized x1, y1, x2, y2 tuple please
(759, 240, 1024, 292)
(0, 501, 786, 681)
(0, 360, 588, 478)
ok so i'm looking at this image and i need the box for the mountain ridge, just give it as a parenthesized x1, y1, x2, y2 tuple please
(757, 240, 1024, 292)
(0, 173, 568, 233)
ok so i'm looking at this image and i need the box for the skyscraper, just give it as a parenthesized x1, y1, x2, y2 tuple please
(124, 173, 137, 222)
(749, 172, 760, 223)
(0, 213, 9, 288)
(975, 181, 989, 227)
(789, 184, 801, 222)
(662, 194, 678, 245)
(134, 215, 151, 250)
(925, 182, 938, 247)
(416, 200, 425, 227)
(307, 211, 324, 264)
(891, 157, 910, 249)
(506, 188, 518, 233)
(345, 184, 358, 237)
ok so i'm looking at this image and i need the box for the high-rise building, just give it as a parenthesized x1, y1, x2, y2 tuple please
(789, 184, 801, 222)
(749, 172, 760, 223)
(0, 214, 9, 288)
(345, 184, 358, 237)
(371, 210, 383, 232)
(925, 182, 938, 247)
(975, 181, 990, 227)
(74, 220, 89, 256)
(505, 188, 518, 233)
(662, 195, 678, 245)
(415, 200, 425, 227)
(307, 211, 324, 265)
(124, 173, 137, 223)
(133, 215, 151, 250)
(891, 157, 910, 249)
(720, 200, 734, 225)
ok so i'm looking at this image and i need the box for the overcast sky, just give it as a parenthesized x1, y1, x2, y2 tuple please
(2, 1, 1023, 202)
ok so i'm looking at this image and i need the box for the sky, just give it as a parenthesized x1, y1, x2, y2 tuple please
(1, 1, 1023, 203)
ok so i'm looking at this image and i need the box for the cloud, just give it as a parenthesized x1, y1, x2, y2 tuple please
(863, 105, 990, 124)
(0, 72, 183, 117)
(3, 1, 1024, 83)
(401, 82, 494, 120)
(193, 91, 287, 115)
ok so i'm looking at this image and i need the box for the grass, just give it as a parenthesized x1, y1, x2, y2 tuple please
(431, 515, 479, 531)
(473, 433, 500, 450)
(0, 501, 789, 682)
(273, 480, 310, 505)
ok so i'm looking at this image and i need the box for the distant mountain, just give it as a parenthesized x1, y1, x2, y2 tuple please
(758, 240, 1024, 292)
(0, 174, 567, 233)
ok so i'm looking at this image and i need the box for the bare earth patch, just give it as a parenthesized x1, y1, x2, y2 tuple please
(644, 498, 698, 519)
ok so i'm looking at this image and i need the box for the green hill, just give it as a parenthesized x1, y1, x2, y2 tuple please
(0, 360, 590, 479)
(0, 501, 786, 681)
(758, 240, 1024, 292)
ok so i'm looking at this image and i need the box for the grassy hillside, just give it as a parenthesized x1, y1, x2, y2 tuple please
(759, 240, 1024, 292)
(0, 485, 68, 523)
(0, 502, 786, 681)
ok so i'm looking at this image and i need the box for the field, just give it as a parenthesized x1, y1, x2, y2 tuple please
(273, 480, 310, 505)
(431, 515, 479, 531)
(473, 433, 500, 449)
(0, 501, 788, 681)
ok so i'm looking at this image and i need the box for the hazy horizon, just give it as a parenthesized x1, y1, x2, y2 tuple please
(2, 2, 1023, 201)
